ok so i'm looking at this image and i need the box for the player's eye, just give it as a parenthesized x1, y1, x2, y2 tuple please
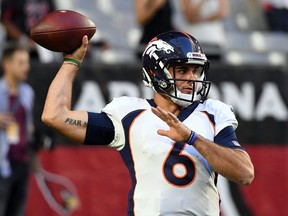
(176, 67, 188, 74)
(193, 66, 203, 78)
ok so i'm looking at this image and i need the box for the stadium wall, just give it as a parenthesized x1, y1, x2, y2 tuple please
(24, 62, 288, 216)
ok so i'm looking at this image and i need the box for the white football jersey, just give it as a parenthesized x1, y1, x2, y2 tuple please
(102, 96, 239, 216)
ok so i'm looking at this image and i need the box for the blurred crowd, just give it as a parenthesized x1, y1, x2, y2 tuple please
(0, 0, 287, 65)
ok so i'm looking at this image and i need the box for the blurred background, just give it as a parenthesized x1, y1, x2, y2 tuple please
(0, 0, 287, 215)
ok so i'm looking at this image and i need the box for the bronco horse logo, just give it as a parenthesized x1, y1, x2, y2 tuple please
(144, 39, 174, 57)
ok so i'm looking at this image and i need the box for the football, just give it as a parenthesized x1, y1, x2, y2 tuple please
(30, 10, 96, 52)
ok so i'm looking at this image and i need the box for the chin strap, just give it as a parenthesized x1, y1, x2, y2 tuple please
(171, 97, 192, 108)
(170, 88, 199, 107)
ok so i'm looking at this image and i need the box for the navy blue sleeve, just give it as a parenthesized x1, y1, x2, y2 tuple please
(214, 126, 244, 150)
(84, 112, 115, 145)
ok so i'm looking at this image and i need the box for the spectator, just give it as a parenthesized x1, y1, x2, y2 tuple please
(0, 45, 35, 216)
(0, 0, 55, 59)
(180, 0, 229, 60)
(135, 0, 175, 59)
(262, 0, 288, 32)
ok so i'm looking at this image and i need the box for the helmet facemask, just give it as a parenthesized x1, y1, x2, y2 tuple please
(162, 63, 210, 107)
(143, 61, 211, 107)
(142, 31, 211, 107)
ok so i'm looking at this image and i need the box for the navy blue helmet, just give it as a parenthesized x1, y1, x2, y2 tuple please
(142, 31, 211, 107)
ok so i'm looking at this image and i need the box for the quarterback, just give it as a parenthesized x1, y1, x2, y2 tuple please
(42, 31, 254, 216)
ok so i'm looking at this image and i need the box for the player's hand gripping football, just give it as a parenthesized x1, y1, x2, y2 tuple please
(152, 106, 191, 143)
(64, 35, 89, 64)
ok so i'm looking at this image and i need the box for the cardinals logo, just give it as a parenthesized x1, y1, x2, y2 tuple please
(35, 169, 80, 216)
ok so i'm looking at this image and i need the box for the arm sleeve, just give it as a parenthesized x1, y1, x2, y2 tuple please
(84, 112, 115, 145)
(214, 125, 244, 150)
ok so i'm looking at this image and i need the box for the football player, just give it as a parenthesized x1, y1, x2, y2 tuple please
(42, 31, 254, 216)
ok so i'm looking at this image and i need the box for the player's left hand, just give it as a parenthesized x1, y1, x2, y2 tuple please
(151, 106, 191, 142)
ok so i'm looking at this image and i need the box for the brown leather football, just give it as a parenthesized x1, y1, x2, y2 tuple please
(30, 10, 96, 52)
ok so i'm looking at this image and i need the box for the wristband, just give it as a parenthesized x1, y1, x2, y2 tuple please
(63, 57, 81, 68)
(63, 62, 79, 68)
(187, 130, 197, 146)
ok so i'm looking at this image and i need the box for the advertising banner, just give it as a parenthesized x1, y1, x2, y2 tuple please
(25, 62, 288, 216)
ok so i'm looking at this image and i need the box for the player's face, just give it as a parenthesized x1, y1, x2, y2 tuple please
(168, 64, 203, 94)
